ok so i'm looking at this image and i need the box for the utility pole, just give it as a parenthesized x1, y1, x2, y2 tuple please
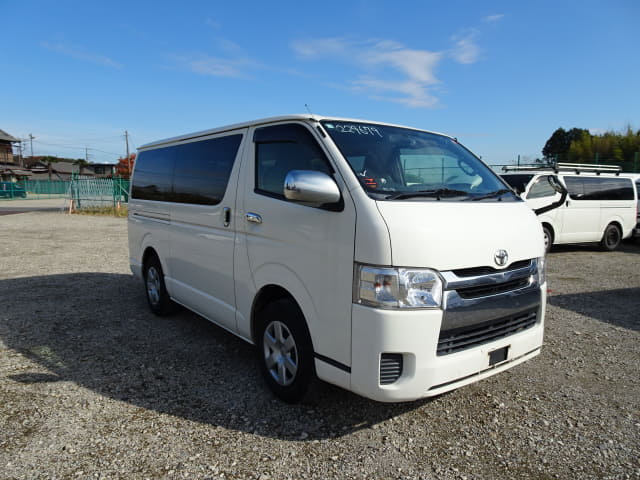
(28, 134, 35, 159)
(16, 141, 23, 167)
(124, 130, 130, 176)
(85, 146, 89, 163)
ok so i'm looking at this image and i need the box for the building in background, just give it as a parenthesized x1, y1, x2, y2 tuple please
(0, 128, 31, 182)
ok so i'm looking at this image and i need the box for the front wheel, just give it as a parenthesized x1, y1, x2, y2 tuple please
(257, 299, 314, 403)
(542, 225, 553, 253)
(600, 224, 621, 251)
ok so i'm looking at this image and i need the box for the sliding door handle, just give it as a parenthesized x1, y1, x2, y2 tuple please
(246, 212, 263, 224)
(223, 207, 231, 227)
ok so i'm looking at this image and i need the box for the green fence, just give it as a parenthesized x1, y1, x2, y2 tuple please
(0, 178, 130, 206)
(68, 178, 130, 209)
(22, 180, 69, 198)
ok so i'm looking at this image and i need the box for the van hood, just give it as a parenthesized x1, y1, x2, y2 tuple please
(375, 200, 544, 271)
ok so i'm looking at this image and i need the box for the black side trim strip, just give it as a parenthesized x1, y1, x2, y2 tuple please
(314, 353, 351, 373)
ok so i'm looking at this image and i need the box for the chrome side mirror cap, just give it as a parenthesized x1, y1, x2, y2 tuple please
(284, 170, 341, 207)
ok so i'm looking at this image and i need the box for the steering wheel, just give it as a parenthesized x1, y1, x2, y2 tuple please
(469, 175, 483, 190)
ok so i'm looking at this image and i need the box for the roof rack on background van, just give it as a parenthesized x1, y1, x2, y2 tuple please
(502, 163, 622, 175)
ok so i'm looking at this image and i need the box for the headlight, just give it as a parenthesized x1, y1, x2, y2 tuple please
(534, 256, 546, 285)
(355, 264, 443, 309)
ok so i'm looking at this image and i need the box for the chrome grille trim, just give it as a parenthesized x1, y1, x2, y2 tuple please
(451, 259, 532, 278)
(441, 260, 536, 291)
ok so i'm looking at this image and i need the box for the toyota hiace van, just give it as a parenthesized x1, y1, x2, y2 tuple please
(502, 163, 637, 252)
(128, 115, 547, 402)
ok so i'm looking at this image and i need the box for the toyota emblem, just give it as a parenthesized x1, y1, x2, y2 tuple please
(494, 249, 509, 267)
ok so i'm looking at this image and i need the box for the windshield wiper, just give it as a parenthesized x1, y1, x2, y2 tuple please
(386, 188, 470, 200)
(469, 189, 514, 201)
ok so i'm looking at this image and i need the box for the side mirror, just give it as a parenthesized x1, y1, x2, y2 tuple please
(284, 170, 341, 207)
(547, 176, 566, 194)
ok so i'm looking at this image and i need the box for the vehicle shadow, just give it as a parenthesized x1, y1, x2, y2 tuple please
(0, 273, 428, 441)
(550, 239, 640, 254)
(548, 287, 640, 332)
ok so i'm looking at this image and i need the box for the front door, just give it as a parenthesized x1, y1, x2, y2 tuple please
(235, 122, 357, 369)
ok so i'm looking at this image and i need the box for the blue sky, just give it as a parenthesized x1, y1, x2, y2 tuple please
(2, 0, 638, 165)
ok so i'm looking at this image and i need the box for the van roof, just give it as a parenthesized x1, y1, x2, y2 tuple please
(138, 114, 450, 150)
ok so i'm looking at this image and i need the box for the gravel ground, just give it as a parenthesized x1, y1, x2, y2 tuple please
(0, 212, 638, 480)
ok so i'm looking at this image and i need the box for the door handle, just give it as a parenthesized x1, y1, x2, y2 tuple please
(246, 212, 263, 224)
(222, 207, 231, 227)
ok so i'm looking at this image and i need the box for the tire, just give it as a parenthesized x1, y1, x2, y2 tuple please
(542, 225, 553, 254)
(600, 224, 621, 251)
(143, 254, 177, 316)
(257, 299, 315, 403)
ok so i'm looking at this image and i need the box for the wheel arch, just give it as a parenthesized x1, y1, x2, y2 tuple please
(606, 220, 623, 234)
(142, 246, 161, 271)
(250, 284, 311, 348)
(541, 222, 555, 243)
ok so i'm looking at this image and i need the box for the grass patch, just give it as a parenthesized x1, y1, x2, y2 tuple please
(72, 205, 128, 217)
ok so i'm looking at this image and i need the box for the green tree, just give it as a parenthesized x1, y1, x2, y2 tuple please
(542, 127, 589, 161)
(542, 128, 568, 159)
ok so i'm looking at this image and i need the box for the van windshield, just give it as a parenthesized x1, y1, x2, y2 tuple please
(321, 121, 515, 201)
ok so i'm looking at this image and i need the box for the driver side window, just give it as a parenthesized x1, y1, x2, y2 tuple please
(526, 176, 557, 199)
(254, 124, 332, 198)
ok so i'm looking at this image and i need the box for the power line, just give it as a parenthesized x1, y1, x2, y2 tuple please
(32, 140, 122, 157)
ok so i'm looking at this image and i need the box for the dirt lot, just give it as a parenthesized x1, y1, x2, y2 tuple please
(0, 212, 638, 480)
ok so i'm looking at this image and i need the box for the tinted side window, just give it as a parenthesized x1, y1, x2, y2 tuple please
(172, 135, 243, 205)
(564, 176, 634, 201)
(131, 147, 176, 201)
(254, 124, 332, 197)
(526, 176, 557, 199)
(582, 177, 633, 200)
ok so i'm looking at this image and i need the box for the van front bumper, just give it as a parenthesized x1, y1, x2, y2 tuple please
(349, 286, 546, 402)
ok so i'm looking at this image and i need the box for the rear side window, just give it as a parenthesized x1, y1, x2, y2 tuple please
(131, 134, 243, 204)
(172, 135, 242, 205)
(131, 147, 176, 201)
(254, 124, 332, 198)
(564, 176, 634, 201)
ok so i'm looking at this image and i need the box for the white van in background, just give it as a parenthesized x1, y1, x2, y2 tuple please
(128, 115, 547, 403)
(620, 173, 640, 238)
(502, 164, 637, 252)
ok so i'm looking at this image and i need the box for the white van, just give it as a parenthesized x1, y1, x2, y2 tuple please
(502, 163, 637, 252)
(620, 173, 640, 238)
(128, 115, 547, 403)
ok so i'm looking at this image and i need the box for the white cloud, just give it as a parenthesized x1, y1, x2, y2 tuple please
(205, 17, 222, 29)
(292, 37, 443, 108)
(450, 31, 481, 64)
(42, 42, 123, 69)
(483, 14, 505, 23)
(174, 39, 262, 79)
(174, 54, 260, 79)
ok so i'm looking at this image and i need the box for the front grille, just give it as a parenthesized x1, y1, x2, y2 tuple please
(455, 278, 530, 299)
(380, 353, 403, 385)
(452, 259, 531, 278)
(437, 309, 537, 356)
